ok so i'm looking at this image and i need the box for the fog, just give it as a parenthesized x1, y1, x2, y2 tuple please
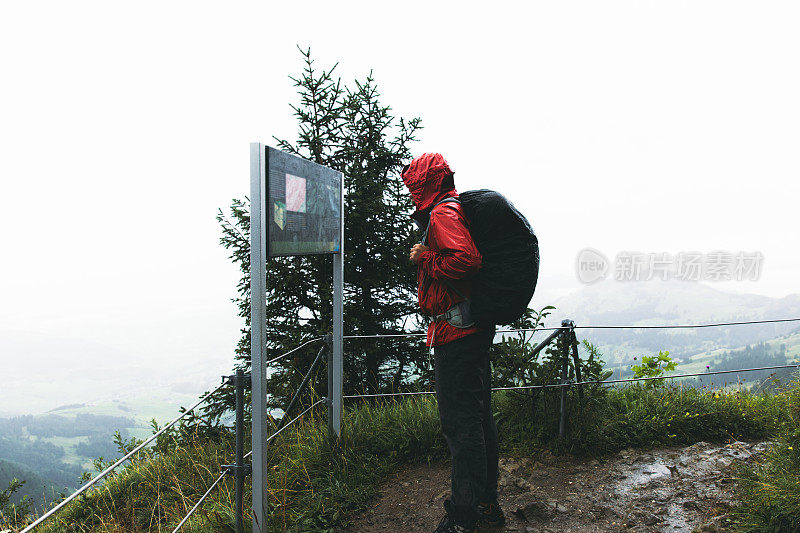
(2, 1, 799, 415)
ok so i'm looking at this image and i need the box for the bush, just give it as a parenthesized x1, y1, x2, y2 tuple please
(0, 477, 34, 529)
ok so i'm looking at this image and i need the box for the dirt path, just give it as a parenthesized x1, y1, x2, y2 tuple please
(340, 441, 769, 533)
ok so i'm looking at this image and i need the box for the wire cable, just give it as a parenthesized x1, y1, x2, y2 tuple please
(568, 363, 800, 388)
(21, 381, 228, 533)
(243, 398, 326, 460)
(343, 326, 566, 339)
(171, 470, 229, 532)
(343, 390, 436, 399)
(342, 317, 800, 340)
(491, 363, 800, 390)
(265, 336, 324, 366)
(344, 332, 426, 339)
(573, 318, 800, 330)
(496, 326, 569, 334)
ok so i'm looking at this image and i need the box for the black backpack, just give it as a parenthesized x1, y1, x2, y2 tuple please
(422, 190, 539, 326)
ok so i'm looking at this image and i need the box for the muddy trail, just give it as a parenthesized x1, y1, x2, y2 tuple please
(340, 441, 769, 533)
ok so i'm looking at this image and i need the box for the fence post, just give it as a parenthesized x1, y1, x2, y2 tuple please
(222, 371, 251, 533)
(559, 319, 572, 439)
(234, 370, 247, 533)
(526, 325, 569, 439)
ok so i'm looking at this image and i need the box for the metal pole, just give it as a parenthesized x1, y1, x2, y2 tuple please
(249, 142, 268, 532)
(234, 370, 245, 533)
(558, 320, 570, 439)
(331, 175, 344, 438)
(327, 335, 334, 436)
(528, 327, 564, 360)
(569, 328, 584, 404)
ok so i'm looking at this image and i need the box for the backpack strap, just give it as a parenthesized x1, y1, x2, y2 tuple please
(421, 197, 461, 246)
(420, 197, 470, 303)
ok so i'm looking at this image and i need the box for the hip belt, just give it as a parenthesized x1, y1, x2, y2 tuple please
(432, 300, 475, 329)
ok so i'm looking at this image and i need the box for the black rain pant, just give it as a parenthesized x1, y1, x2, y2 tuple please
(433, 328, 498, 528)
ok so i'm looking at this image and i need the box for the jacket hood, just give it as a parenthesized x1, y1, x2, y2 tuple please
(402, 153, 457, 224)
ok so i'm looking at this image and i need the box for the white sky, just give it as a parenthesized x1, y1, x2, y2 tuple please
(1, 1, 799, 413)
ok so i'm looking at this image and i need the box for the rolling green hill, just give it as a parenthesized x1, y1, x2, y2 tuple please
(0, 387, 216, 516)
(0, 458, 61, 511)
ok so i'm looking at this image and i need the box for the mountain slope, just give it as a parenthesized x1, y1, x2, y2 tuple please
(550, 280, 800, 363)
(0, 458, 61, 511)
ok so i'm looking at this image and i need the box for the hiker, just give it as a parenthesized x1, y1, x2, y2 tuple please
(402, 153, 506, 533)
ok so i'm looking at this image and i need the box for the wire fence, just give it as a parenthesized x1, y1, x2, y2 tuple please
(339, 317, 800, 401)
(24, 316, 800, 531)
(340, 363, 800, 400)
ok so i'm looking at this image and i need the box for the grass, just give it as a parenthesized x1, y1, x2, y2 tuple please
(496, 382, 787, 456)
(5, 383, 799, 532)
(22, 394, 445, 532)
(734, 385, 800, 532)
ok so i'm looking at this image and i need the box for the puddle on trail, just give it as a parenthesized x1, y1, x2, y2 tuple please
(605, 441, 770, 532)
(618, 458, 672, 489)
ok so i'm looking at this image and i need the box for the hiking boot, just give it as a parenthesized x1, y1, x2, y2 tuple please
(476, 500, 506, 527)
(434, 500, 477, 533)
(433, 514, 477, 533)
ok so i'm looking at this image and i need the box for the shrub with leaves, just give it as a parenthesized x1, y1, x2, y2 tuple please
(631, 350, 677, 387)
(0, 477, 33, 529)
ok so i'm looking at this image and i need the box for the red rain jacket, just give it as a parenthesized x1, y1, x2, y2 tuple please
(402, 153, 482, 346)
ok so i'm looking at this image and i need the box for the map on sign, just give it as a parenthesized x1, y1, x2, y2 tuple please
(266, 146, 342, 257)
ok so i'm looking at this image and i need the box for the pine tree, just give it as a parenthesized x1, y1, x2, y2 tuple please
(205, 48, 426, 421)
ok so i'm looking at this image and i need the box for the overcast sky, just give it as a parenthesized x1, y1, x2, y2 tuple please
(2, 1, 799, 414)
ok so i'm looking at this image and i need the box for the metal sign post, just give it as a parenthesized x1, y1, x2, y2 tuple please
(249, 143, 344, 532)
(332, 183, 344, 438)
(249, 143, 269, 532)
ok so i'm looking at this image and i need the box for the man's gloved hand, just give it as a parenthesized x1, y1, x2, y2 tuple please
(409, 244, 430, 264)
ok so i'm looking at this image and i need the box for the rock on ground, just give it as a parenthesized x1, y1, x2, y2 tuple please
(339, 441, 770, 533)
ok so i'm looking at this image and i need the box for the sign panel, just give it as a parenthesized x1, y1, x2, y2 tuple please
(266, 146, 342, 257)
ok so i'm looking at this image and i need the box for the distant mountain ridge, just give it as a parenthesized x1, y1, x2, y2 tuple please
(549, 280, 800, 363)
